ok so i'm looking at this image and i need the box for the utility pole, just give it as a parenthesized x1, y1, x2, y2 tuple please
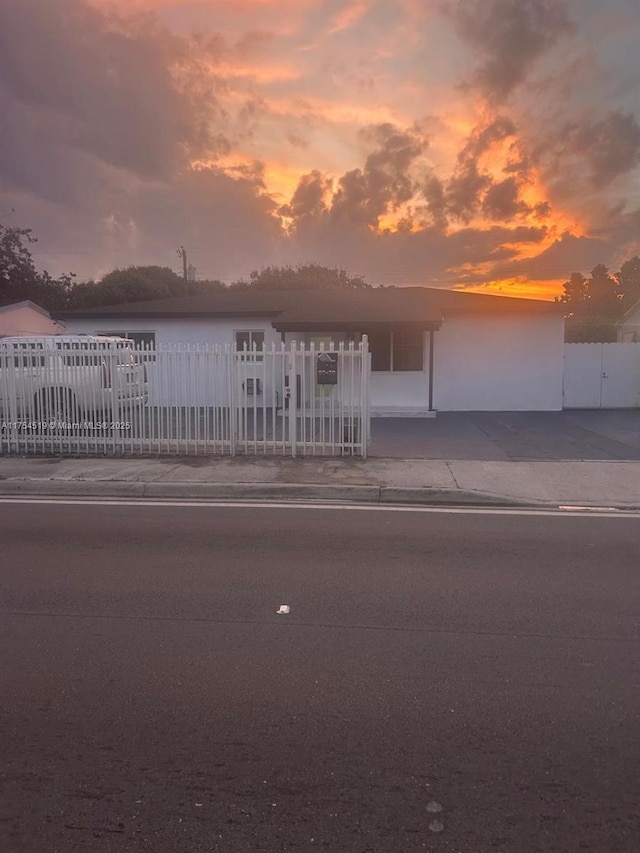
(177, 246, 188, 281)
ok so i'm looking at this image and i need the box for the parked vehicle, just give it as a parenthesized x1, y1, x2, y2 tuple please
(0, 335, 148, 422)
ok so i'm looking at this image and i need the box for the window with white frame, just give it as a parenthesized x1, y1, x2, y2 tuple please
(235, 330, 265, 358)
(367, 327, 424, 372)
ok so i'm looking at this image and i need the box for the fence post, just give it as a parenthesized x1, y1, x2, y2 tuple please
(228, 345, 237, 456)
(360, 334, 370, 458)
(0, 351, 16, 455)
(288, 342, 297, 458)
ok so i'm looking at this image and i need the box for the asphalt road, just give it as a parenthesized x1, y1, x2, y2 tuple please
(1, 500, 639, 853)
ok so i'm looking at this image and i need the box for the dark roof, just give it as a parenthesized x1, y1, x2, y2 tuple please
(431, 288, 562, 316)
(56, 286, 562, 327)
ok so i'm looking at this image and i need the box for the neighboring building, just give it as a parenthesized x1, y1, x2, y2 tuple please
(616, 300, 640, 342)
(0, 300, 65, 337)
(57, 287, 565, 414)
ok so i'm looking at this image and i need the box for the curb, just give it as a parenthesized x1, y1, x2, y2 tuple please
(0, 478, 532, 506)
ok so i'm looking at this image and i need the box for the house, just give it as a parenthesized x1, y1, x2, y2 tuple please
(56, 287, 565, 414)
(616, 300, 640, 342)
(0, 300, 66, 337)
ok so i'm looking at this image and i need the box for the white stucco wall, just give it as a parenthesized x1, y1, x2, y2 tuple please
(63, 316, 281, 348)
(64, 317, 283, 406)
(64, 313, 565, 412)
(433, 313, 565, 411)
(0, 305, 65, 336)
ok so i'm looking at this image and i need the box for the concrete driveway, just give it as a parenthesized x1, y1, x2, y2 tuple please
(369, 410, 640, 460)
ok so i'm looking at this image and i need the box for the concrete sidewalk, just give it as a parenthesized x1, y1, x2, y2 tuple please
(1, 454, 639, 508)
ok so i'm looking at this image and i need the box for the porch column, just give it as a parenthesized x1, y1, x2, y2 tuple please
(428, 330, 435, 412)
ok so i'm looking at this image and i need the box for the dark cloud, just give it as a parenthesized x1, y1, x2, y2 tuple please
(286, 130, 311, 149)
(128, 167, 283, 281)
(279, 170, 332, 224)
(487, 232, 613, 282)
(569, 111, 640, 188)
(444, 0, 573, 102)
(0, 0, 218, 186)
(482, 177, 530, 220)
(326, 124, 426, 227)
(423, 118, 531, 226)
(424, 177, 448, 230)
(445, 161, 493, 223)
(285, 208, 548, 287)
(461, 116, 517, 159)
(533, 201, 552, 219)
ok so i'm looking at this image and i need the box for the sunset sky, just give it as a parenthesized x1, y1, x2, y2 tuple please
(2, 0, 640, 298)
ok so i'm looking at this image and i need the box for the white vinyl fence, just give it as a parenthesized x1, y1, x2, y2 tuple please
(563, 343, 640, 408)
(0, 339, 371, 457)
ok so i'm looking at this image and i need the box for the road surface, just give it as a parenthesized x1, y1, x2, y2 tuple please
(1, 499, 638, 852)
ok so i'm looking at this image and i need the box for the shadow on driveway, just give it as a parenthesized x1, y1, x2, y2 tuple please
(369, 410, 640, 460)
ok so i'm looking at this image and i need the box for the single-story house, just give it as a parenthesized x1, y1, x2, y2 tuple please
(56, 287, 565, 414)
(0, 300, 66, 337)
(616, 300, 640, 342)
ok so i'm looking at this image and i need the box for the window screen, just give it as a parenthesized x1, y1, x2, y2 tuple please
(368, 328, 391, 372)
(392, 328, 424, 371)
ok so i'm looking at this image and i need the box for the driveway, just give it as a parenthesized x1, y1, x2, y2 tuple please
(369, 410, 640, 460)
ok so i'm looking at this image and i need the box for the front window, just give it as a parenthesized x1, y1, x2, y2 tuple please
(235, 330, 265, 357)
(368, 328, 424, 372)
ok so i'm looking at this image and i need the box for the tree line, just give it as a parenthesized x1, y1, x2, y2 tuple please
(556, 259, 640, 342)
(2, 223, 639, 341)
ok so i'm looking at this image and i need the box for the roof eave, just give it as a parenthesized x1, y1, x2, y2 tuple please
(56, 310, 284, 320)
(272, 319, 443, 332)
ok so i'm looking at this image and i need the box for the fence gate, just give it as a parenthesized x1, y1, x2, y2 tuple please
(563, 343, 640, 408)
(0, 338, 371, 458)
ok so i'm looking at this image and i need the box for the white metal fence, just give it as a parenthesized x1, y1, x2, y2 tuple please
(564, 343, 640, 408)
(0, 338, 371, 457)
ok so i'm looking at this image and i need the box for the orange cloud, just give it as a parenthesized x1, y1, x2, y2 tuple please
(203, 59, 300, 84)
(328, 0, 369, 35)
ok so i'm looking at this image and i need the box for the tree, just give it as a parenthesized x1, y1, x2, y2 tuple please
(616, 256, 640, 312)
(587, 264, 621, 317)
(557, 264, 623, 342)
(556, 272, 588, 311)
(68, 265, 226, 308)
(230, 263, 371, 291)
(0, 224, 73, 311)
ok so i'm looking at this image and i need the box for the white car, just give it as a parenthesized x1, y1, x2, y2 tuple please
(0, 335, 148, 422)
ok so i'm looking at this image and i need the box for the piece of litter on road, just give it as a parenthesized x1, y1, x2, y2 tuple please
(195, 803, 203, 807)
(276, 605, 290, 614)
(426, 801, 443, 813)
(428, 819, 445, 833)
